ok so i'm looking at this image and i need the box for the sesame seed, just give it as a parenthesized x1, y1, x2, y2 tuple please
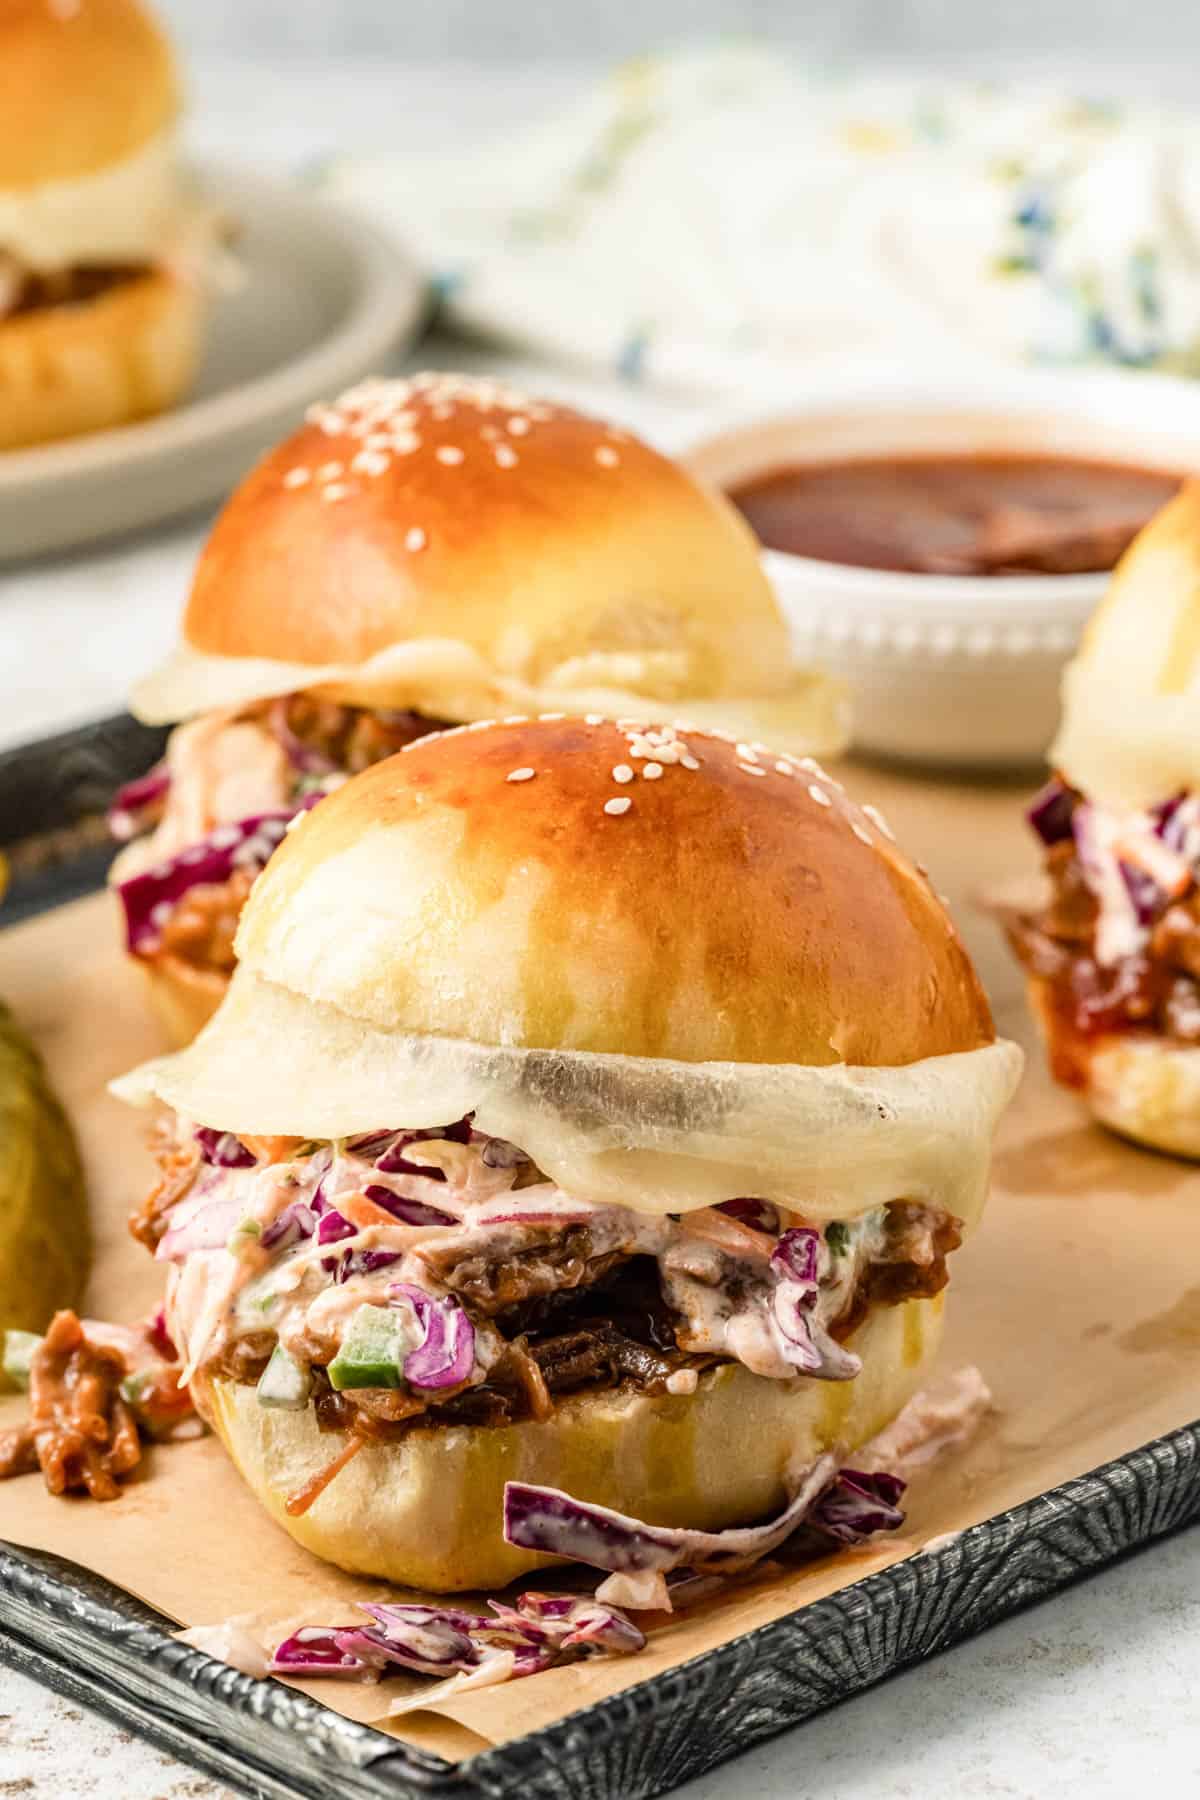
(862, 804, 896, 841)
(352, 450, 390, 477)
(481, 424, 500, 441)
(494, 445, 518, 469)
(808, 784, 832, 806)
(436, 446, 465, 466)
(503, 716, 528, 724)
(642, 762, 664, 780)
(365, 433, 392, 451)
(775, 760, 794, 776)
(507, 416, 531, 435)
(735, 743, 759, 763)
(538, 713, 566, 721)
(282, 468, 310, 488)
(391, 434, 420, 455)
(317, 461, 344, 480)
(506, 767, 535, 783)
(405, 527, 427, 552)
(739, 763, 767, 778)
(612, 764, 634, 784)
(604, 797, 632, 817)
(432, 403, 454, 420)
(322, 483, 351, 502)
(680, 753, 700, 771)
(798, 757, 821, 774)
(851, 822, 874, 845)
(585, 713, 605, 725)
(595, 446, 620, 468)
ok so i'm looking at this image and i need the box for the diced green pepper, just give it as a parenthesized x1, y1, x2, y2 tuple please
(256, 1343, 313, 1410)
(2, 1328, 40, 1391)
(327, 1305, 405, 1391)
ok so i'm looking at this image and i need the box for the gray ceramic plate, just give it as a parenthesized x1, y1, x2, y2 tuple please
(0, 161, 429, 562)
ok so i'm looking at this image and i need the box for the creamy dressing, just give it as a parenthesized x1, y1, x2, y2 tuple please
(1071, 795, 1199, 967)
(159, 1128, 920, 1397)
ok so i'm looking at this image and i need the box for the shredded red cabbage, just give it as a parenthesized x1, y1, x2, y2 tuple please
(145, 1304, 177, 1363)
(116, 792, 327, 954)
(195, 1128, 257, 1170)
(117, 812, 292, 953)
(769, 1229, 861, 1381)
(269, 1626, 370, 1678)
(260, 1202, 318, 1251)
(807, 1468, 907, 1545)
(156, 1188, 252, 1261)
(389, 1284, 475, 1390)
(273, 1594, 644, 1686)
(108, 765, 171, 842)
(1026, 778, 1076, 846)
(504, 1451, 905, 1583)
(717, 1198, 780, 1233)
(363, 1185, 455, 1228)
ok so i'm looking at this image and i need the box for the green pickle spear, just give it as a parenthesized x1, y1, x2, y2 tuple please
(0, 1001, 90, 1388)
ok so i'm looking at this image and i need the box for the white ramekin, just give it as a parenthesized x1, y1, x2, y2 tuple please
(685, 364, 1200, 769)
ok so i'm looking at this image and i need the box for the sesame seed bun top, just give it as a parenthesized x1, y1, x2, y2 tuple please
(147, 373, 841, 746)
(0, 0, 180, 190)
(233, 716, 993, 1067)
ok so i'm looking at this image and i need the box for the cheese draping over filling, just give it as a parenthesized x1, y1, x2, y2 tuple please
(131, 635, 848, 759)
(0, 130, 191, 273)
(113, 973, 1023, 1233)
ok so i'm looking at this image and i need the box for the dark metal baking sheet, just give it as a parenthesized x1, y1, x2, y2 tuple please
(2, 713, 1199, 1800)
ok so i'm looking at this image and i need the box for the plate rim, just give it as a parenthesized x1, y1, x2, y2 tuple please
(0, 157, 430, 492)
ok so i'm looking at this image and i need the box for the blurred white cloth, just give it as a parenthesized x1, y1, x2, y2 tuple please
(325, 47, 1200, 395)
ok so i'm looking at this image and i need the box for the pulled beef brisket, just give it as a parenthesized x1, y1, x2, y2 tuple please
(0, 1312, 140, 1501)
(269, 696, 449, 773)
(8, 264, 143, 316)
(418, 1226, 629, 1315)
(529, 1325, 677, 1395)
(1006, 830, 1200, 1051)
(833, 1206, 962, 1342)
(153, 866, 257, 977)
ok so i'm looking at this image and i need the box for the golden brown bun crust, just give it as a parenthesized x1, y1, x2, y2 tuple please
(0, 265, 203, 449)
(0, 0, 179, 189)
(241, 718, 993, 1065)
(197, 1294, 942, 1591)
(183, 374, 790, 701)
(1027, 975, 1200, 1158)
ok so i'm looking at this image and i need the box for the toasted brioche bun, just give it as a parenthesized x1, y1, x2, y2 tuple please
(1026, 975, 1200, 1158)
(136, 953, 225, 1050)
(133, 374, 846, 757)
(0, 0, 179, 190)
(195, 1294, 942, 1591)
(236, 720, 991, 1067)
(0, 263, 204, 451)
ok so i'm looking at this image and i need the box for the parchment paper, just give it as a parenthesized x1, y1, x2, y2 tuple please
(1, 764, 1198, 1760)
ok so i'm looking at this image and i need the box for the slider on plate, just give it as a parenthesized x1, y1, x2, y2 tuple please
(113, 717, 1021, 1591)
(110, 373, 846, 1046)
(1004, 482, 1200, 1155)
(0, 0, 219, 450)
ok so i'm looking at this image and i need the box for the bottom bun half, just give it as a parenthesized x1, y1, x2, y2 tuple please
(135, 953, 227, 1049)
(196, 1293, 943, 1592)
(1027, 976, 1200, 1160)
(0, 266, 204, 452)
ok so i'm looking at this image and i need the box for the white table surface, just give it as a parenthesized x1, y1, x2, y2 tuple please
(2, 54, 1199, 1800)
